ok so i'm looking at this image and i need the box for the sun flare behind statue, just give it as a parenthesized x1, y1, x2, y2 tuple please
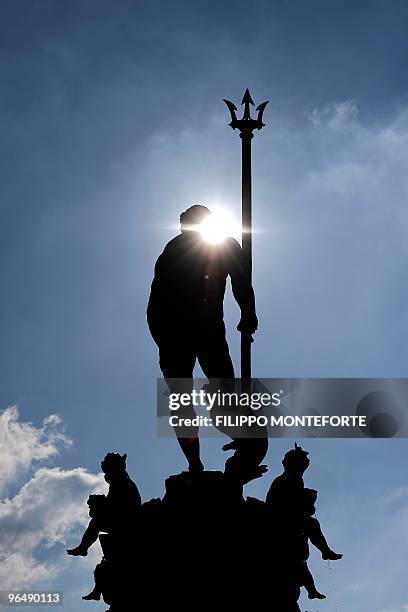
(198, 206, 240, 244)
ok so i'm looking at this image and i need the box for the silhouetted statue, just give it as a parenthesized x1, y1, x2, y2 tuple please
(147, 205, 258, 474)
(266, 443, 342, 602)
(69, 447, 342, 611)
(67, 452, 141, 602)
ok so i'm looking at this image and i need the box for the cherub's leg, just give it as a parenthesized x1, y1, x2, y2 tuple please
(67, 518, 100, 556)
(301, 562, 326, 600)
(82, 562, 103, 601)
(306, 517, 342, 560)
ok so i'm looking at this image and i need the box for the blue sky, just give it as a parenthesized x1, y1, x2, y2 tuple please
(1, 1, 408, 610)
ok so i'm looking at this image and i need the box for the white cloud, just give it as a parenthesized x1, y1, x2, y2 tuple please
(308, 99, 359, 129)
(0, 406, 71, 493)
(302, 100, 408, 203)
(0, 407, 106, 589)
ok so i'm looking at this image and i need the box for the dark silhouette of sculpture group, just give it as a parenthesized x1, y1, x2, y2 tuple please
(67, 446, 342, 611)
(68, 205, 343, 610)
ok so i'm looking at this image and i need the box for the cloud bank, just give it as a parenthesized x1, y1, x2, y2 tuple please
(0, 407, 105, 589)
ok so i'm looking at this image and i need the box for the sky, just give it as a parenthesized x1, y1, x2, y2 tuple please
(1, 0, 408, 610)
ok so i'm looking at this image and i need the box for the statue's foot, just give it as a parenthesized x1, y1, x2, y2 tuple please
(82, 590, 101, 601)
(66, 547, 87, 556)
(322, 549, 343, 561)
(188, 460, 204, 474)
(308, 590, 326, 600)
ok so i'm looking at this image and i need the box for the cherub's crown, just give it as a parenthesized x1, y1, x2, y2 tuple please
(282, 442, 309, 469)
(101, 452, 127, 472)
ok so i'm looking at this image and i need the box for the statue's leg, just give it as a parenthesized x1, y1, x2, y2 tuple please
(79, 518, 100, 549)
(67, 518, 100, 555)
(306, 517, 343, 560)
(159, 338, 203, 472)
(176, 435, 203, 473)
(82, 560, 105, 601)
(91, 558, 116, 606)
(306, 517, 330, 551)
(92, 562, 104, 598)
(196, 324, 237, 439)
(197, 324, 268, 482)
(196, 322, 235, 379)
(299, 560, 326, 599)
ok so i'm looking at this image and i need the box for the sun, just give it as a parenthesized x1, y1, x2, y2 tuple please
(198, 207, 240, 244)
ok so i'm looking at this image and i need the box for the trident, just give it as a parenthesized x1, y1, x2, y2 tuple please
(223, 89, 269, 380)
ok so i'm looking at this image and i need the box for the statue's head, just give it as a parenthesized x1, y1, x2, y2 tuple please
(282, 442, 310, 473)
(101, 452, 127, 481)
(180, 205, 210, 234)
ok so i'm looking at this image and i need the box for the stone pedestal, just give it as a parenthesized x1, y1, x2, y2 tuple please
(97, 471, 301, 611)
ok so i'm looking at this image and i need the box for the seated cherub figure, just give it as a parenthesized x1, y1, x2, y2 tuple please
(67, 452, 142, 603)
(266, 444, 342, 601)
(266, 443, 342, 562)
(67, 452, 141, 557)
(99, 452, 141, 529)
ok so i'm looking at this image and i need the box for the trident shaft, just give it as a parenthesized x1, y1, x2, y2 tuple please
(223, 89, 269, 380)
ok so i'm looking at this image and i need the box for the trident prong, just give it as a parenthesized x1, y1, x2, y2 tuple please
(223, 89, 269, 134)
(256, 101, 269, 129)
(242, 88, 254, 120)
(223, 99, 238, 129)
